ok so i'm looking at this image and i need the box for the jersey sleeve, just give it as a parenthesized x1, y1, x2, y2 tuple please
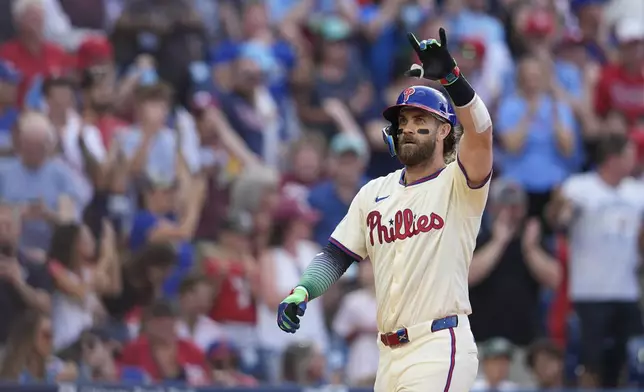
(450, 157, 492, 217)
(560, 175, 583, 204)
(329, 187, 368, 261)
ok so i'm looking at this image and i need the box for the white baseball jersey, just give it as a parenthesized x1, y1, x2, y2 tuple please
(561, 172, 644, 301)
(330, 159, 490, 333)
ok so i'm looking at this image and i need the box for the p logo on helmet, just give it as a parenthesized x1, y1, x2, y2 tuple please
(402, 87, 415, 103)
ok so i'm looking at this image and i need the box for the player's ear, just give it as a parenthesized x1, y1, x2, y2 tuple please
(436, 122, 451, 141)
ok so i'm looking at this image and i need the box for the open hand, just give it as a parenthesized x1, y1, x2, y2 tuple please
(522, 218, 542, 251)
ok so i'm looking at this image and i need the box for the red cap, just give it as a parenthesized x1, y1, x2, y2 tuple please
(273, 197, 320, 224)
(77, 36, 113, 70)
(458, 37, 486, 59)
(523, 10, 555, 36)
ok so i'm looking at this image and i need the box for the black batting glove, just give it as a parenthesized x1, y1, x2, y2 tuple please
(405, 28, 460, 85)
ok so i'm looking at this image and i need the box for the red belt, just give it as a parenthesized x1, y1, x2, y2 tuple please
(379, 315, 459, 347)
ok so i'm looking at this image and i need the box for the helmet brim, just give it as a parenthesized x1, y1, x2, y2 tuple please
(382, 103, 452, 125)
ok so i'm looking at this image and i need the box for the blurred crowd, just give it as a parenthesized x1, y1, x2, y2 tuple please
(0, 0, 641, 389)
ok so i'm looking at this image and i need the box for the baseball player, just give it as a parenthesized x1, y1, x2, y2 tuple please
(277, 28, 493, 391)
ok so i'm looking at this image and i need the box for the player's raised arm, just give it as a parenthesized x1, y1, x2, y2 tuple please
(406, 28, 493, 187)
(277, 188, 368, 334)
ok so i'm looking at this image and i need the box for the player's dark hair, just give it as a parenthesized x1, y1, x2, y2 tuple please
(593, 133, 630, 166)
(47, 223, 83, 269)
(133, 82, 174, 104)
(443, 123, 462, 164)
(178, 274, 209, 296)
(0, 310, 50, 380)
(525, 338, 563, 369)
(268, 219, 289, 247)
(141, 300, 177, 324)
(127, 242, 177, 279)
(42, 76, 76, 97)
(281, 342, 315, 383)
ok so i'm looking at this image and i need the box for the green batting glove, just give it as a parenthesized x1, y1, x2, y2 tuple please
(277, 286, 309, 334)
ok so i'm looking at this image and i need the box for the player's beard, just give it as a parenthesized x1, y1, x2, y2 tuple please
(397, 132, 437, 167)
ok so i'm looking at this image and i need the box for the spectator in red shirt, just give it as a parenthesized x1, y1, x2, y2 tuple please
(198, 210, 260, 374)
(0, 0, 72, 107)
(206, 341, 258, 387)
(119, 300, 211, 386)
(200, 211, 258, 329)
(594, 19, 644, 125)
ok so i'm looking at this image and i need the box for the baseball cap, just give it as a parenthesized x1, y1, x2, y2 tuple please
(220, 210, 254, 236)
(570, 0, 606, 11)
(523, 9, 555, 36)
(457, 37, 486, 60)
(616, 18, 644, 44)
(206, 340, 239, 360)
(140, 172, 179, 191)
(238, 41, 277, 75)
(480, 337, 515, 359)
(77, 35, 113, 70)
(143, 299, 178, 320)
(489, 179, 527, 206)
(273, 197, 320, 224)
(317, 16, 352, 42)
(0, 60, 20, 84)
(330, 133, 368, 159)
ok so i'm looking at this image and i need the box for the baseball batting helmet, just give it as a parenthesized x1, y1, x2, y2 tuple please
(381, 85, 456, 157)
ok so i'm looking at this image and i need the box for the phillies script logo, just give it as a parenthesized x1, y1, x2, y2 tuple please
(402, 87, 415, 103)
(367, 209, 444, 245)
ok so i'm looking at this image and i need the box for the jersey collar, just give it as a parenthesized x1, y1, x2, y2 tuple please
(399, 166, 446, 187)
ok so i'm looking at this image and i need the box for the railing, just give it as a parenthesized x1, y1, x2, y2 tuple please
(3, 385, 644, 392)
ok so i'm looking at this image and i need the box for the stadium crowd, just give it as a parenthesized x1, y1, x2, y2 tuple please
(0, 0, 641, 389)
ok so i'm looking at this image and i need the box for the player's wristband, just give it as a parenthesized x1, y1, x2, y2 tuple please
(442, 71, 476, 107)
(291, 286, 309, 302)
(439, 65, 461, 86)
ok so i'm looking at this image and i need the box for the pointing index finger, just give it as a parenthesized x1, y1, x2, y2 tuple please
(439, 27, 447, 48)
(407, 32, 422, 54)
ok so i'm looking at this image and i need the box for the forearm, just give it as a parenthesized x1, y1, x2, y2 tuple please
(297, 242, 355, 300)
(443, 72, 493, 182)
(553, 121, 574, 157)
(524, 247, 562, 289)
(16, 283, 51, 313)
(127, 137, 153, 176)
(501, 118, 531, 153)
(468, 239, 507, 285)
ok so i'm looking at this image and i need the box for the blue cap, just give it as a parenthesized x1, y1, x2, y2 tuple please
(383, 86, 456, 127)
(319, 16, 352, 41)
(239, 41, 278, 75)
(0, 61, 21, 84)
(570, 0, 607, 11)
(330, 133, 368, 158)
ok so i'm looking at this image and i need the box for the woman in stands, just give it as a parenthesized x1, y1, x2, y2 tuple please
(0, 310, 77, 382)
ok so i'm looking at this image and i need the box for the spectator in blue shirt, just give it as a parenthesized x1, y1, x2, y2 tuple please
(309, 133, 368, 248)
(129, 173, 206, 299)
(119, 83, 176, 180)
(0, 111, 79, 251)
(496, 56, 577, 217)
(0, 60, 19, 156)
